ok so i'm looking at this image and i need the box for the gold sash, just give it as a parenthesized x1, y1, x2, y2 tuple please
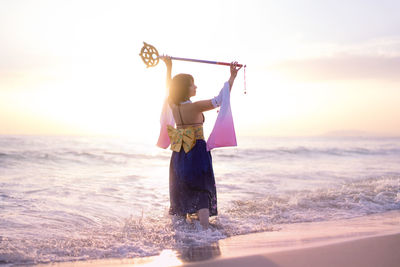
(167, 125, 204, 153)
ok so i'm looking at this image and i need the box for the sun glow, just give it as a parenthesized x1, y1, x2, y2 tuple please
(1, 0, 400, 137)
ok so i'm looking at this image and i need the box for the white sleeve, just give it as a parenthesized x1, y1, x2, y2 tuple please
(211, 82, 229, 108)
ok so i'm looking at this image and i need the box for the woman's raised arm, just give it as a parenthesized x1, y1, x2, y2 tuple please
(161, 56, 172, 89)
(194, 62, 242, 112)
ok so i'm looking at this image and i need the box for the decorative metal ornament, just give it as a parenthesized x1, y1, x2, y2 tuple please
(139, 42, 159, 68)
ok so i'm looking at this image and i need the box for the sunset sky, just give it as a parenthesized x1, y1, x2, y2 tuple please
(1, 0, 399, 141)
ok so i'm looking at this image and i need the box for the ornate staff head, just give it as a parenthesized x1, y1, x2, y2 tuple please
(139, 42, 160, 68)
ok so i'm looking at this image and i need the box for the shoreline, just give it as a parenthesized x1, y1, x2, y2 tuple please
(37, 210, 400, 267)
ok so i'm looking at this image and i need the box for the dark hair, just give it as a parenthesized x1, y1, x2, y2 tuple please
(169, 73, 194, 105)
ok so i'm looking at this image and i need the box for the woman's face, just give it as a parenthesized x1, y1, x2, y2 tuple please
(188, 80, 197, 97)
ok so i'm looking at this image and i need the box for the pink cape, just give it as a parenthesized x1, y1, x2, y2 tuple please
(157, 81, 237, 151)
(156, 97, 174, 149)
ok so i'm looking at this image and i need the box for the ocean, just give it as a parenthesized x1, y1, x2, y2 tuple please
(0, 135, 399, 265)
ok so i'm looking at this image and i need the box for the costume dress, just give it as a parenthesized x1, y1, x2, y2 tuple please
(157, 82, 236, 216)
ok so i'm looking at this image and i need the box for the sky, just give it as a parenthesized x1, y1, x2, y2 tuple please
(1, 0, 399, 141)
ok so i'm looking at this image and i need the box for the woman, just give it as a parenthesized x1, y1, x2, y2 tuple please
(161, 56, 241, 229)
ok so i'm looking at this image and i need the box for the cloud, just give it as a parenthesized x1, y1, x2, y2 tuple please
(271, 54, 400, 82)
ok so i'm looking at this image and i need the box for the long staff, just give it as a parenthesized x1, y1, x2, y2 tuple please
(139, 42, 246, 68)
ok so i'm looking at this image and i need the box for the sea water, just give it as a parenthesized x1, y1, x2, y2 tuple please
(0, 135, 399, 264)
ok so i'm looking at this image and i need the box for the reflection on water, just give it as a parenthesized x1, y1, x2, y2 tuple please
(177, 242, 221, 262)
(138, 217, 223, 266)
(141, 250, 183, 267)
(143, 243, 221, 267)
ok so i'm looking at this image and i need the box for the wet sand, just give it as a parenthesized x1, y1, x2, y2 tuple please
(184, 233, 400, 267)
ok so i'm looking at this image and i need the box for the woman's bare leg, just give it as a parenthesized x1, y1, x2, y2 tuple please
(197, 208, 209, 229)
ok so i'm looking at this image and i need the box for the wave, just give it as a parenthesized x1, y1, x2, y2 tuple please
(0, 149, 170, 166)
(223, 175, 400, 229)
(214, 146, 400, 159)
(1, 136, 399, 166)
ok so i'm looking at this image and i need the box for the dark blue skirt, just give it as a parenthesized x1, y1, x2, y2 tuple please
(169, 139, 217, 217)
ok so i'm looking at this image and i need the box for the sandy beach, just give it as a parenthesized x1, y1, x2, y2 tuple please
(39, 210, 400, 267)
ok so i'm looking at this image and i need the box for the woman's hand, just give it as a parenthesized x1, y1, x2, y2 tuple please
(160, 55, 172, 69)
(229, 61, 242, 90)
(160, 55, 172, 88)
(230, 61, 242, 78)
